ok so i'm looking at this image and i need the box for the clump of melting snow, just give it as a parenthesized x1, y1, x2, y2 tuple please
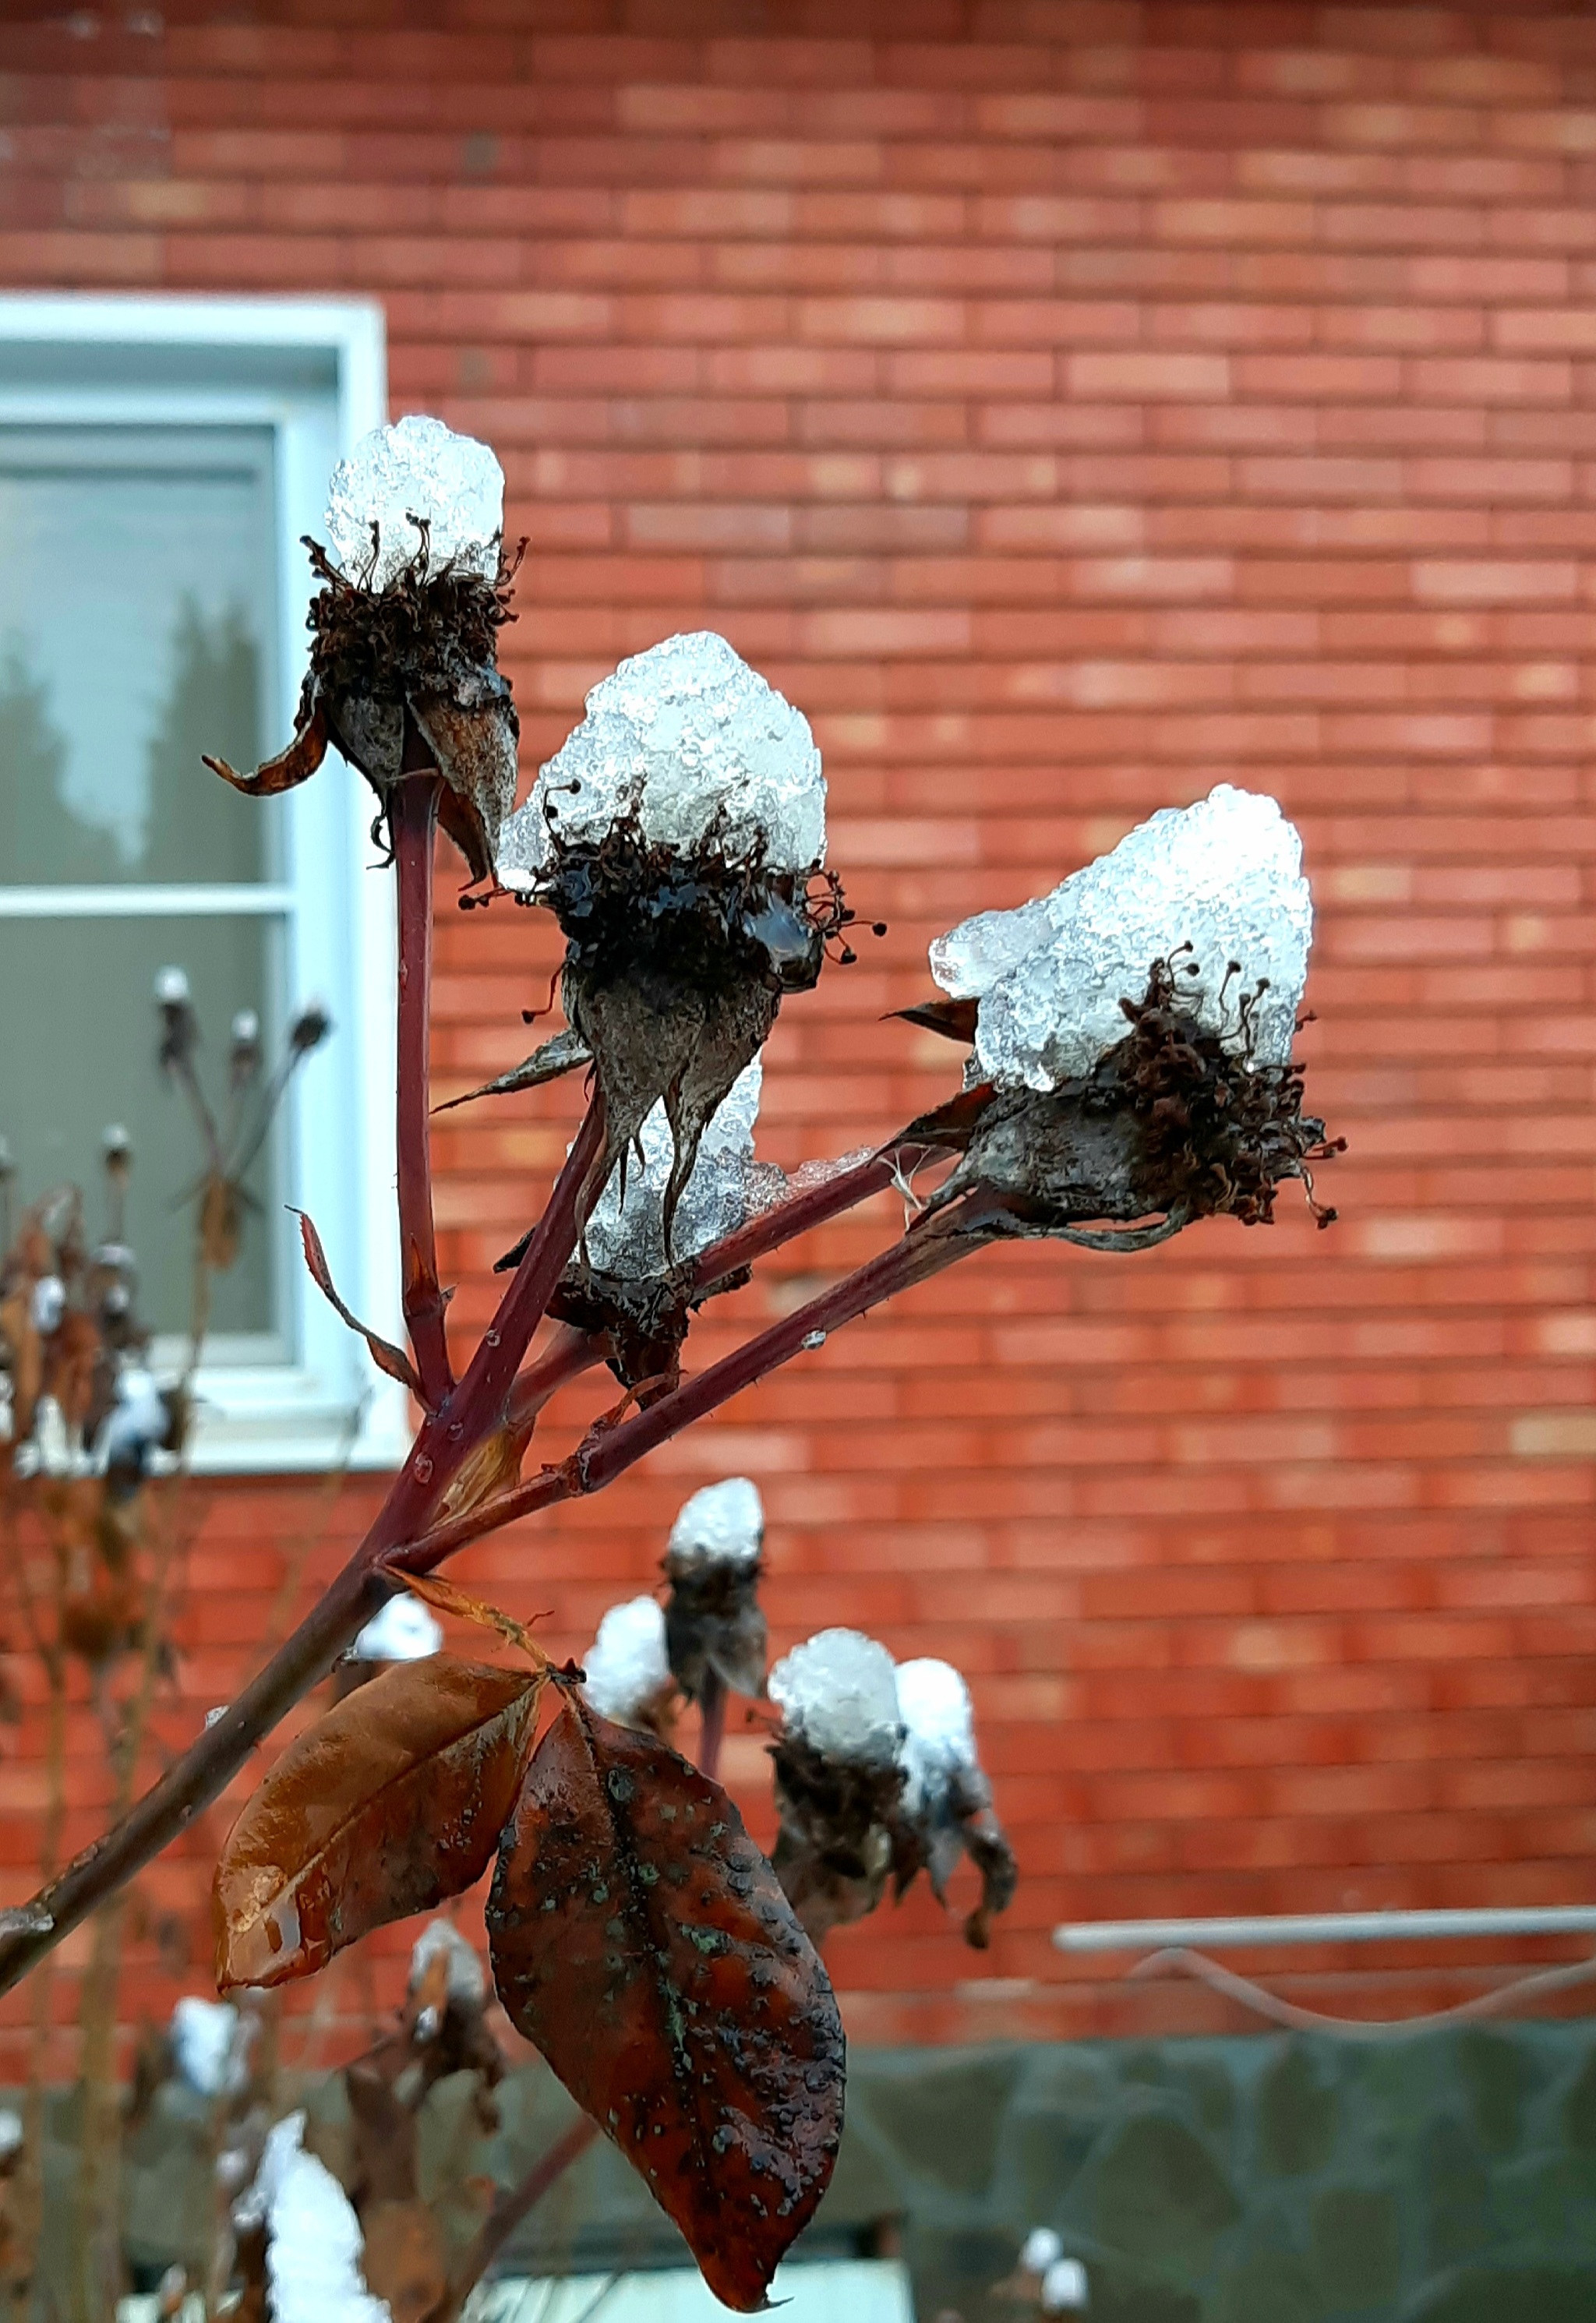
(97, 1364, 168, 1470)
(324, 413, 504, 594)
(896, 1657, 980, 1821)
(582, 1058, 782, 1276)
(1042, 2258, 1090, 2312)
(409, 1917, 485, 2010)
(30, 1276, 65, 1336)
(499, 631, 824, 883)
(769, 1629, 903, 1769)
(245, 2113, 390, 2323)
(930, 785, 1311, 1092)
(666, 1476, 764, 1572)
(351, 1595, 442, 1663)
(171, 1996, 245, 2099)
(581, 1596, 673, 1726)
(0, 2111, 23, 2162)
(12, 1395, 87, 1483)
(1022, 2228, 1064, 2275)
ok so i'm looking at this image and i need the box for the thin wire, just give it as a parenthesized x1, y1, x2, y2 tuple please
(1127, 1944, 1596, 2039)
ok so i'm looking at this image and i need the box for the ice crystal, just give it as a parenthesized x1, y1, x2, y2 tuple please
(97, 1364, 168, 1470)
(0, 2112, 21, 2161)
(324, 413, 504, 595)
(581, 1595, 673, 1727)
(769, 1629, 903, 1770)
(1042, 2259, 1090, 2313)
(930, 785, 1312, 1092)
(351, 1595, 442, 1663)
(498, 630, 825, 883)
(666, 1476, 764, 1571)
(581, 1057, 779, 1276)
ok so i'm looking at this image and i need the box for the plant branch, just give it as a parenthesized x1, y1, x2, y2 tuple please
(428, 2115, 601, 2323)
(0, 1099, 609, 2001)
(392, 765, 453, 1409)
(391, 1201, 990, 1575)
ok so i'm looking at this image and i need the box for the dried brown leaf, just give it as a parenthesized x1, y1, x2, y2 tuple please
(214, 1655, 542, 1990)
(486, 1694, 844, 2311)
(393, 1572, 550, 1665)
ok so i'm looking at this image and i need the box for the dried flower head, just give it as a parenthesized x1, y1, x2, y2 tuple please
(496, 634, 841, 1244)
(203, 416, 521, 885)
(662, 1476, 768, 1703)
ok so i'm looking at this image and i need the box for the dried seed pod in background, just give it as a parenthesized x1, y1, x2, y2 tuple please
(662, 1475, 767, 1703)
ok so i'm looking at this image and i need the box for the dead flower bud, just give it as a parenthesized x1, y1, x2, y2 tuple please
(288, 1001, 332, 1056)
(203, 415, 521, 886)
(0, 1136, 13, 1181)
(662, 1476, 768, 1704)
(496, 634, 843, 1245)
(577, 1595, 676, 1738)
(539, 1057, 784, 1391)
(229, 1009, 262, 1089)
(154, 965, 198, 1075)
(909, 787, 1340, 1248)
(768, 1629, 906, 1943)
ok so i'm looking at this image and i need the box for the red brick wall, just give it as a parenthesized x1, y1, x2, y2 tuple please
(6, 0, 1596, 2064)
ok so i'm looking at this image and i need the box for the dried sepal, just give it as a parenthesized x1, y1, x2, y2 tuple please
(203, 691, 329, 799)
(486, 1693, 845, 2312)
(292, 1210, 425, 1403)
(433, 1026, 592, 1116)
(214, 1654, 543, 1990)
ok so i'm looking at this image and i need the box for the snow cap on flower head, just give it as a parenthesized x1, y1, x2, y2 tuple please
(498, 630, 825, 884)
(581, 1595, 673, 1727)
(769, 1629, 902, 1770)
(666, 1476, 764, 1573)
(930, 784, 1312, 1093)
(324, 413, 504, 593)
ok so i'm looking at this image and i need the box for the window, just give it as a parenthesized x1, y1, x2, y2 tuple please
(0, 298, 407, 1471)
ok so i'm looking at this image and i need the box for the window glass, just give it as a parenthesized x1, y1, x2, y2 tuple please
(0, 425, 286, 1343)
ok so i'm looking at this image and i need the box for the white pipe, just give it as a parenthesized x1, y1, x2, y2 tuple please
(1053, 1905, 1596, 1953)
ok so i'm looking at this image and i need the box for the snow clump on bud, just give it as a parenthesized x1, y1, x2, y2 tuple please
(247, 2113, 389, 2323)
(171, 1996, 245, 2099)
(325, 412, 504, 594)
(667, 1475, 763, 1572)
(582, 1059, 779, 1280)
(581, 1595, 673, 1728)
(895, 1657, 982, 1823)
(769, 1628, 903, 1770)
(931, 784, 1311, 1093)
(500, 630, 824, 884)
(1022, 2228, 1064, 2276)
(351, 1594, 442, 1664)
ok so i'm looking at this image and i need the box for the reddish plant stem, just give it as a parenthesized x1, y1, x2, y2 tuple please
(392, 768, 453, 1409)
(0, 1115, 941, 2002)
(429, 2115, 602, 2323)
(0, 1102, 608, 2001)
(507, 1322, 609, 1428)
(687, 1141, 934, 1290)
(391, 1206, 987, 1576)
(697, 1669, 727, 1785)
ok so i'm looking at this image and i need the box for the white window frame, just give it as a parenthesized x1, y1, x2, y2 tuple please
(0, 295, 409, 1473)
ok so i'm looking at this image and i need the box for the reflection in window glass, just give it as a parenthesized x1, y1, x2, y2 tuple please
(0, 426, 285, 1346)
(0, 429, 279, 884)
